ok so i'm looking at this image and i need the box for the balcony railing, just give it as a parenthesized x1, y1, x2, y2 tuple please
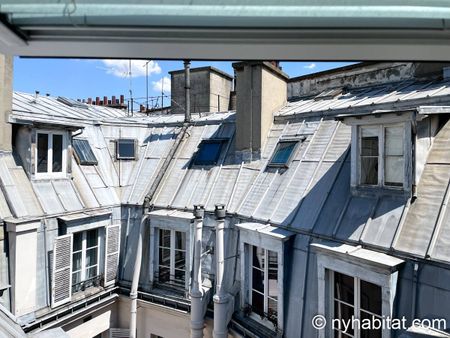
(72, 274, 103, 294)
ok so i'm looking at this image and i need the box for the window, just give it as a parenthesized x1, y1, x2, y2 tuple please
(332, 271, 382, 338)
(359, 124, 404, 188)
(72, 228, 100, 293)
(249, 246, 278, 325)
(116, 138, 136, 159)
(36, 131, 67, 176)
(193, 139, 226, 165)
(268, 140, 298, 167)
(157, 229, 186, 287)
(73, 138, 98, 165)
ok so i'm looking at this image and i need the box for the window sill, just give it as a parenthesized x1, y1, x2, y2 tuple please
(351, 185, 409, 198)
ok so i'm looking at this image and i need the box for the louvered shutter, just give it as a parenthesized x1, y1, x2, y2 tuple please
(104, 224, 121, 286)
(51, 234, 73, 307)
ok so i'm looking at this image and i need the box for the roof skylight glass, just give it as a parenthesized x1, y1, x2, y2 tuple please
(193, 139, 225, 166)
(269, 141, 298, 166)
(73, 139, 98, 165)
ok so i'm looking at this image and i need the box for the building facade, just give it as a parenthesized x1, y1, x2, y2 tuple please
(0, 60, 449, 338)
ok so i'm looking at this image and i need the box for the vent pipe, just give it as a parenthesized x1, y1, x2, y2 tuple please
(191, 205, 205, 338)
(213, 204, 228, 338)
(184, 60, 191, 122)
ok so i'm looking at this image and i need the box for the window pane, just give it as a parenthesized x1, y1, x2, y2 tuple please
(334, 301, 354, 336)
(385, 156, 403, 186)
(385, 126, 403, 156)
(72, 271, 81, 286)
(37, 133, 48, 173)
(159, 248, 170, 267)
(270, 141, 297, 165)
(85, 247, 98, 267)
(73, 232, 83, 251)
(252, 246, 265, 270)
(268, 298, 278, 320)
(360, 280, 382, 315)
(175, 231, 186, 250)
(72, 252, 82, 271)
(252, 267, 265, 293)
(86, 266, 98, 279)
(86, 229, 98, 248)
(73, 138, 98, 165)
(361, 135, 378, 157)
(174, 269, 185, 283)
(159, 229, 170, 248)
(52, 134, 63, 172)
(361, 157, 378, 185)
(268, 250, 278, 299)
(251, 290, 264, 317)
(158, 266, 170, 283)
(334, 272, 354, 304)
(194, 141, 223, 165)
(117, 139, 135, 159)
(175, 250, 186, 271)
(360, 311, 382, 338)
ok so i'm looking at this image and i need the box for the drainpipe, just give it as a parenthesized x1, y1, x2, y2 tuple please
(184, 60, 191, 122)
(130, 214, 150, 338)
(191, 205, 205, 338)
(213, 204, 228, 338)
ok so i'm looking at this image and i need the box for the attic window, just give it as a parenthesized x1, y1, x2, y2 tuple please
(35, 130, 68, 177)
(268, 140, 298, 167)
(116, 139, 136, 160)
(193, 139, 226, 166)
(73, 139, 98, 165)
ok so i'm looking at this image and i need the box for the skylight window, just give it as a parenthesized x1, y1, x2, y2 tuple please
(268, 140, 298, 167)
(73, 139, 98, 165)
(116, 139, 136, 160)
(193, 139, 226, 166)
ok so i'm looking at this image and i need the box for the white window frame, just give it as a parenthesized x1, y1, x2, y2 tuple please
(71, 229, 100, 293)
(331, 271, 383, 338)
(315, 244, 402, 338)
(34, 129, 68, 178)
(248, 245, 279, 327)
(237, 223, 293, 333)
(156, 228, 187, 287)
(358, 123, 406, 188)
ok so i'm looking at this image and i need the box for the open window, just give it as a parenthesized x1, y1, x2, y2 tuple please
(72, 228, 100, 293)
(73, 138, 98, 165)
(192, 139, 227, 166)
(268, 139, 300, 167)
(116, 138, 136, 160)
(157, 229, 186, 287)
(35, 130, 68, 177)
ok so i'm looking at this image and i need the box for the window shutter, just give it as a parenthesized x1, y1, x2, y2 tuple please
(51, 234, 73, 308)
(104, 224, 121, 287)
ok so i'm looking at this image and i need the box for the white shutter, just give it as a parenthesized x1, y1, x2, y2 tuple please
(51, 234, 73, 307)
(104, 224, 121, 286)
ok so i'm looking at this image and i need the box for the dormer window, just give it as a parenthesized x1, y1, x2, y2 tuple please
(359, 124, 404, 188)
(35, 130, 68, 177)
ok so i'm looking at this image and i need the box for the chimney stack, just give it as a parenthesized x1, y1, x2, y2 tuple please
(120, 95, 124, 104)
(103, 96, 108, 106)
(232, 61, 288, 161)
(87, 97, 92, 104)
(95, 97, 100, 105)
(112, 95, 116, 105)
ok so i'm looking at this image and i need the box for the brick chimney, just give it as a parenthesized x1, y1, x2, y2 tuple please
(232, 61, 288, 161)
(0, 54, 12, 151)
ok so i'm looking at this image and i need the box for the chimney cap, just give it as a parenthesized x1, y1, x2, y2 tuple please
(214, 204, 226, 219)
(193, 205, 205, 219)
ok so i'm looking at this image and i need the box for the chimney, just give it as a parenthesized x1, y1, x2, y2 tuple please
(87, 97, 92, 104)
(0, 54, 12, 151)
(103, 96, 108, 106)
(112, 95, 116, 105)
(120, 95, 124, 104)
(232, 61, 288, 161)
(95, 97, 100, 105)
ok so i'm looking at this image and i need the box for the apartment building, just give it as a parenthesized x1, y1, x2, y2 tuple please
(0, 58, 449, 338)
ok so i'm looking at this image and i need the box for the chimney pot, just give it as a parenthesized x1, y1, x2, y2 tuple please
(87, 98, 92, 104)
(95, 97, 100, 105)
(112, 95, 116, 104)
(103, 96, 108, 105)
(120, 95, 124, 104)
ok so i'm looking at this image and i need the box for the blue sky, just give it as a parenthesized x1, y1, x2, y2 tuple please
(13, 58, 355, 108)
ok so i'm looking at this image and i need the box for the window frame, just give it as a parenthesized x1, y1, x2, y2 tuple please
(356, 122, 409, 190)
(116, 138, 137, 160)
(34, 129, 68, 178)
(267, 138, 302, 168)
(71, 228, 101, 294)
(248, 245, 279, 327)
(72, 138, 98, 166)
(156, 228, 187, 288)
(192, 138, 228, 166)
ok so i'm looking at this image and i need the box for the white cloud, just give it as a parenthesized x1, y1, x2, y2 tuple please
(101, 59, 161, 78)
(152, 76, 171, 93)
(304, 63, 316, 69)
